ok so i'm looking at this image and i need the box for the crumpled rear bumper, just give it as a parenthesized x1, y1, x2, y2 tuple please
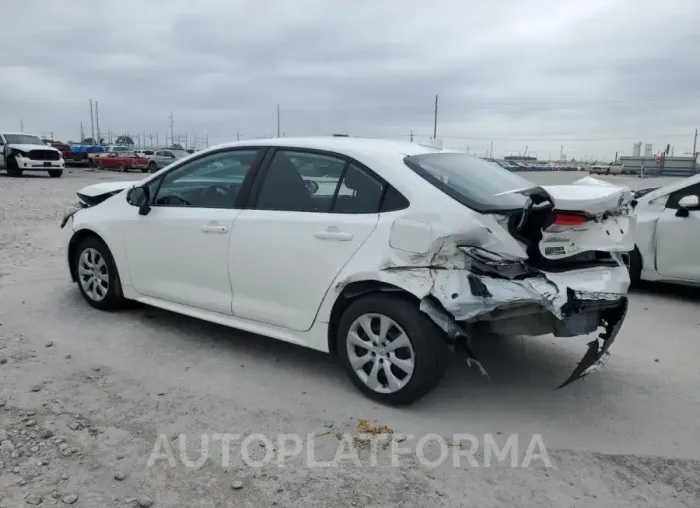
(420, 264, 630, 388)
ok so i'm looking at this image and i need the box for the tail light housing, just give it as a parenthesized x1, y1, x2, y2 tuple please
(553, 213, 589, 226)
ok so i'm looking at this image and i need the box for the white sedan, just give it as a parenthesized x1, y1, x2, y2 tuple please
(61, 137, 635, 404)
(625, 174, 700, 286)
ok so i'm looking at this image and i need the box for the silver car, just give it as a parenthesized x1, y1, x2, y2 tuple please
(147, 149, 188, 172)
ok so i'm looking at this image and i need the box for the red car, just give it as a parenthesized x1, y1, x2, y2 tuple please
(94, 152, 150, 173)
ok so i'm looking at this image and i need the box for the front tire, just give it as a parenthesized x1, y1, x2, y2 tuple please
(148, 162, 157, 173)
(48, 170, 63, 178)
(337, 294, 447, 405)
(624, 247, 642, 285)
(73, 236, 127, 310)
(120, 164, 128, 173)
(6, 157, 22, 177)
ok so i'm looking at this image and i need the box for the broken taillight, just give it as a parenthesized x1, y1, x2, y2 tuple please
(553, 213, 589, 226)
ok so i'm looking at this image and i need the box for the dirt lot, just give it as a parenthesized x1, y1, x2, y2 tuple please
(1, 169, 699, 507)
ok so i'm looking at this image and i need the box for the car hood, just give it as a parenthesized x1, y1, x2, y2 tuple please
(8, 143, 61, 153)
(77, 180, 141, 198)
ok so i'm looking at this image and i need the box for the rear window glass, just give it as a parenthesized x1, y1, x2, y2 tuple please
(404, 153, 534, 212)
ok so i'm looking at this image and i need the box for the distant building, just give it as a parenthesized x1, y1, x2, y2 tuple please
(644, 143, 653, 157)
(632, 142, 642, 157)
(619, 155, 698, 176)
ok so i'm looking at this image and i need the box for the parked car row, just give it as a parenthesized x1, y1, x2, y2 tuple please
(491, 160, 585, 172)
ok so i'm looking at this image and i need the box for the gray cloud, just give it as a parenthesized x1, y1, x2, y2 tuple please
(1, 0, 698, 159)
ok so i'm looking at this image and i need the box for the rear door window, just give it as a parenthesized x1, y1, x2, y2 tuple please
(252, 149, 407, 214)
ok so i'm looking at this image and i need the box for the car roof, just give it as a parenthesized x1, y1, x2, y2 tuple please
(206, 137, 450, 159)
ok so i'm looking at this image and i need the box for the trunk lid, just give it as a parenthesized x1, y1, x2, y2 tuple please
(499, 178, 635, 265)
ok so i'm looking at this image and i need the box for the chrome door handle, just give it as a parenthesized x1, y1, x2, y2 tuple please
(201, 225, 228, 234)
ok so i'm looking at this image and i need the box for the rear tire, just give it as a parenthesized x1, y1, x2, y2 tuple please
(337, 294, 448, 405)
(96, 161, 104, 171)
(148, 162, 157, 173)
(6, 157, 22, 177)
(73, 236, 127, 311)
(48, 170, 63, 178)
(120, 164, 128, 173)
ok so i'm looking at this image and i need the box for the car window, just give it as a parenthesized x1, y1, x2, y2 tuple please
(665, 183, 700, 209)
(254, 150, 388, 214)
(153, 149, 260, 209)
(332, 163, 384, 213)
(404, 153, 533, 212)
(255, 151, 341, 212)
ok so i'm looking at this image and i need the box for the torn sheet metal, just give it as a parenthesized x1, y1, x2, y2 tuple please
(557, 297, 628, 388)
(428, 264, 628, 323)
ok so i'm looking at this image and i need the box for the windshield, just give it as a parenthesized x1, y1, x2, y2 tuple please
(404, 153, 535, 212)
(170, 150, 188, 158)
(2, 134, 44, 145)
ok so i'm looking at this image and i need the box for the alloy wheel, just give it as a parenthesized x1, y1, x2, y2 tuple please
(346, 313, 415, 394)
(78, 247, 109, 302)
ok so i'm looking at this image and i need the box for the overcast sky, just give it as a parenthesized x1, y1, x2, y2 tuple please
(1, 0, 698, 159)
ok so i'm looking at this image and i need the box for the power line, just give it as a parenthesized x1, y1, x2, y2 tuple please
(392, 132, 696, 142)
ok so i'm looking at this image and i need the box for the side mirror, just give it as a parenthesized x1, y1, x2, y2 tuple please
(126, 187, 151, 215)
(678, 195, 699, 210)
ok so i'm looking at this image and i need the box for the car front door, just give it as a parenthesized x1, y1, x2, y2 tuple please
(228, 148, 386, 332)
(655, 183, 700, 282)
(125, 147, 264, 314)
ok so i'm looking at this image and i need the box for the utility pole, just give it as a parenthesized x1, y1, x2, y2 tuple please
(693, 128, 698, 156)
(490, 140, 494, 159)
(276, 104, 281, 137)
(560, 145, 564, 161)
(432, 95, 438, 139)
(89, 99, 95, 142)
(410, 130, 414, 143)
(20, 119, 24, 133)
(80, 122, 84, 142)
(95, 101, 101, 144)
(169, 112, 175, 147)
(237, 132, 240, 141)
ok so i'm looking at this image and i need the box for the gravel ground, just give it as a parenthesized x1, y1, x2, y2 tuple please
(1, 168, 699, 507)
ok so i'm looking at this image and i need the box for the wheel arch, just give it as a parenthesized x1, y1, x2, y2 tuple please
(326, 279, 423, 356)
(67, 229, 109, 282)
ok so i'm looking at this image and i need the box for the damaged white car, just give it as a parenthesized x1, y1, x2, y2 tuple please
(61, 138, 635, 404)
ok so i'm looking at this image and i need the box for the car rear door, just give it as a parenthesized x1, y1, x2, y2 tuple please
(124, 147, 265, 314)
(654, 182, 700, 282)
(227, 148, 385, 332)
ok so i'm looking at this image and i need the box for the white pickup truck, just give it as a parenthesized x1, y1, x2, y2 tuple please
(0, 132, 65, 177)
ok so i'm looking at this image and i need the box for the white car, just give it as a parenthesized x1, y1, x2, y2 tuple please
(61, 138, 635, 404)
(624, 174, 700, 286)
(0, 132, 65, 177)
